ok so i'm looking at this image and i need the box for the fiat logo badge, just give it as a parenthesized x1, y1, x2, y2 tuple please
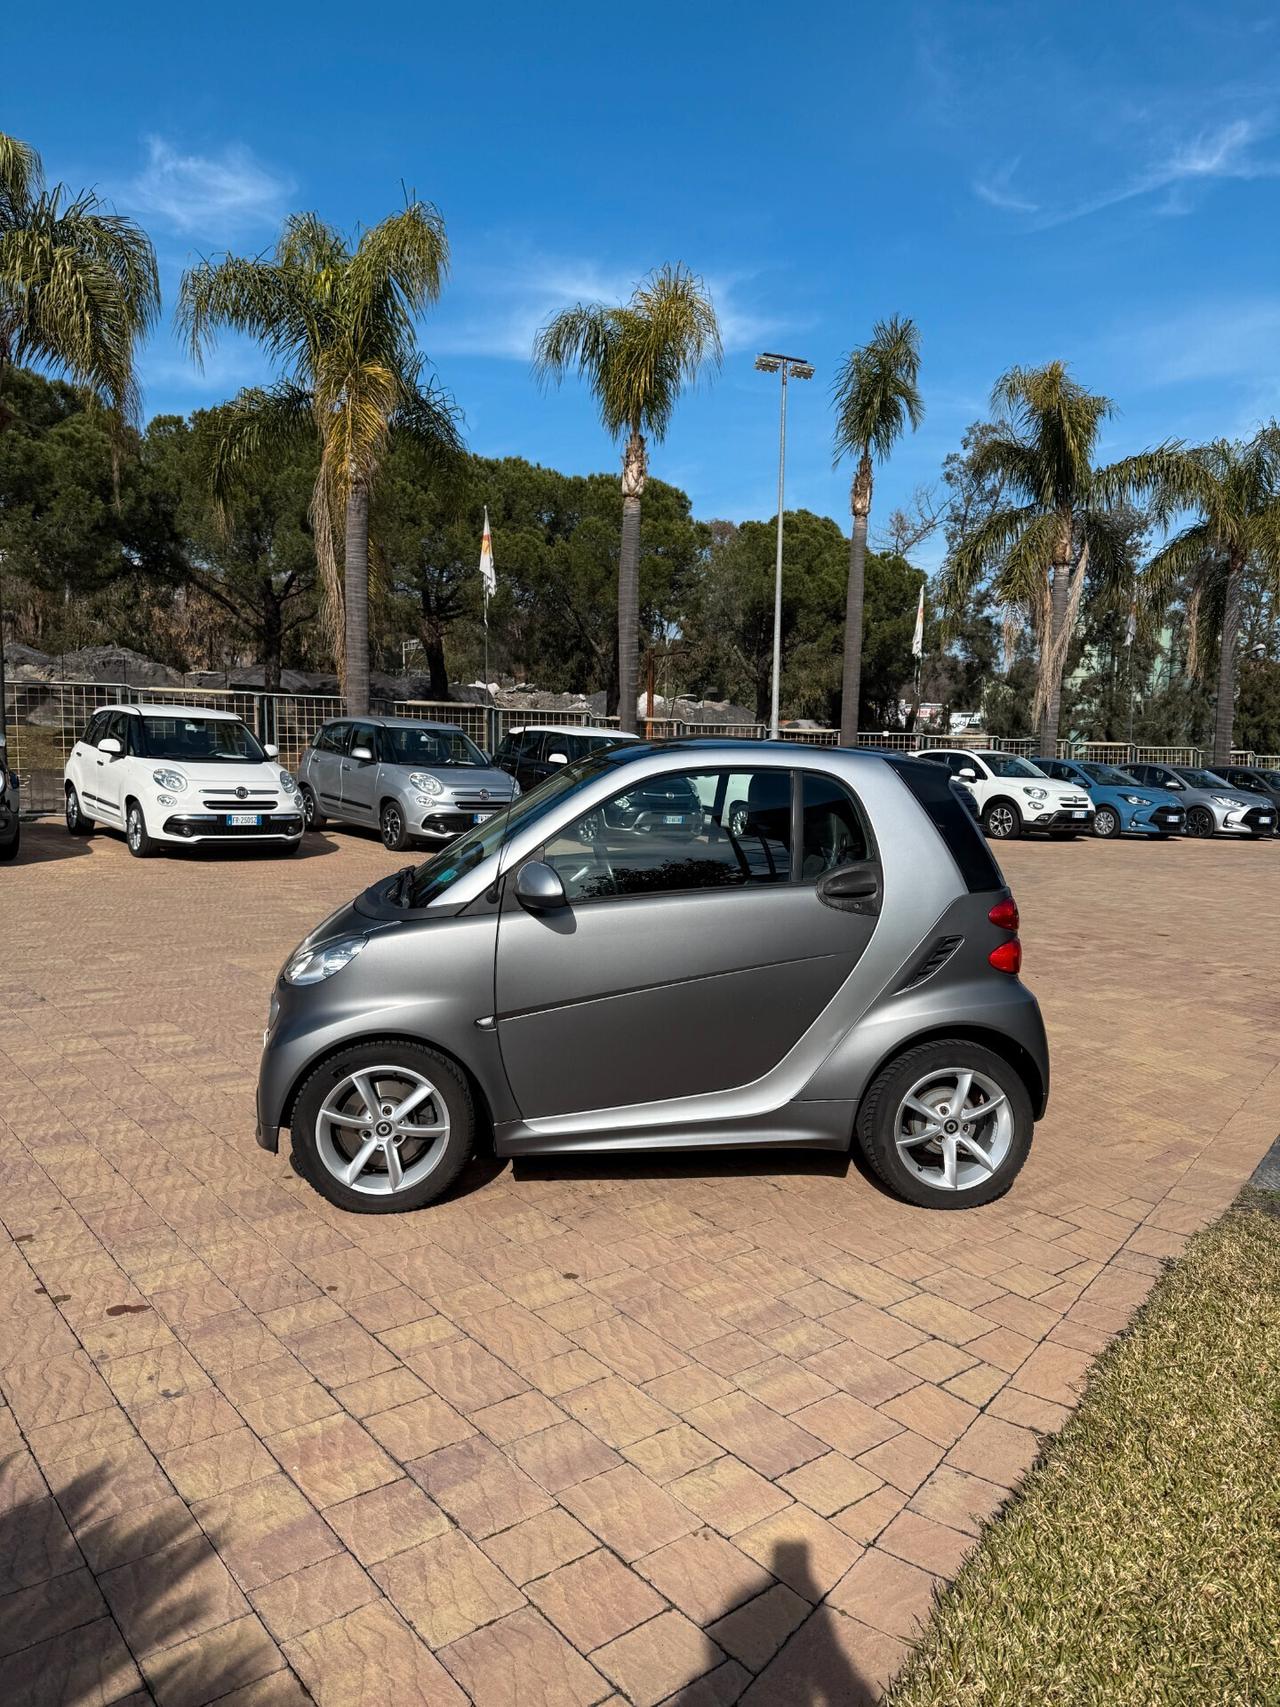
(235, 786, 249, 799)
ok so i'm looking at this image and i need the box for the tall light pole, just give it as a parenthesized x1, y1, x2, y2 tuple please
(755, 354, 814, 738)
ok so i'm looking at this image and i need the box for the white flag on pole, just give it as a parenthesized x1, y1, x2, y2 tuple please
(1124, 602, 1137, 648)
(911, 582, 925, 658)
(479, 506, 496, 599)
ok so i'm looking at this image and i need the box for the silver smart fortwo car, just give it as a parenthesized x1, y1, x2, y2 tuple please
(258, 742, 1049, 1214)
(297, 717, 519, 851)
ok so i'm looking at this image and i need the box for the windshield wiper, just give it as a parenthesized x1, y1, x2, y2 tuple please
(389, 863, 417, 907)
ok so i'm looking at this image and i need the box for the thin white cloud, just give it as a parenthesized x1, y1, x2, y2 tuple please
(431, 250, 789, 362)
(126, 137, 293, 239)
(972, 159, 1039, 215)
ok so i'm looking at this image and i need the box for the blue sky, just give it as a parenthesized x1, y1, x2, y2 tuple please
(9, 0, 1280, 567)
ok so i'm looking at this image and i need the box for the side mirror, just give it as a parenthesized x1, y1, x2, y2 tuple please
(958, 767, 978, 782)
(98, 736, 122, 756)
(350, 745, 374, 763)
(263, 742, 279, 759)
(514, 860, 568, 912)
(548, 751, 569, 766)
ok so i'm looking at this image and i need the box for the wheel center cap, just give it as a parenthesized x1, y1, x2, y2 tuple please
(375, 1121, 393, 1138)
(943, 1119, 959, 1134)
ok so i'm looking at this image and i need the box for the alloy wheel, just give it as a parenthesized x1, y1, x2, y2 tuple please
(128, 807, 144, 851)
(1094, 807, 1119, 838)
(986, 804, 1017, 838)
(1187, 807, 1214, 839)
(893, 1067, 1014, 1193)
(66, 788, 79, 831)
(381, 804, 405, 849)
(315, 1066, 450, 1197)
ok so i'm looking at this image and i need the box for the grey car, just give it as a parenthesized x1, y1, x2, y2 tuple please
(258, 742, 1049, 1214)
(1125, 763, 1275, 838)
(298, 717, 520, 851)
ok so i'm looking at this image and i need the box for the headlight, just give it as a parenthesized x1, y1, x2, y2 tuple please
(1121, 794, 1151, 806)
(284, 935, 367, 986)
(156, 794, 175, 807)
(152, 768, 187, 792)
(1211, 796, 1246, 808)
(278, 769, 299, 794)
(409, 772, 443, 796)
(511, 781, 522, 798)
(1023, 787, 1047, 800)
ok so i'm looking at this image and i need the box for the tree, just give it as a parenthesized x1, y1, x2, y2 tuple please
(533, 265, 720, 729)
(832, 316, 923, 743)
(145, 408, 319, 691)
(0, 132, 159, 427)
(178, 205, 461, 714)
(1144, 428, 1280, 764)
(940, 362, 1181, 752)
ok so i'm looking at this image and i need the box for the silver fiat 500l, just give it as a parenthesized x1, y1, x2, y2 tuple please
(297, 717, 519, 851)
(258, 743, 1050, 1214)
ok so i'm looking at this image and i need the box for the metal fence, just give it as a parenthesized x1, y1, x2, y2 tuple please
(4, 678, 1278, 816)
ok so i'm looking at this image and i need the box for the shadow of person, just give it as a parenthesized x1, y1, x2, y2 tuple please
(0, 1455, 285, 1705)
(663, 1539, 880, 1707)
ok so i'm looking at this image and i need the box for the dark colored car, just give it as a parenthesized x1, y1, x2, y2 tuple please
(492, 725, 640, 793)
(0, 746, 19, 862)
(257, 743, 1050, 1216)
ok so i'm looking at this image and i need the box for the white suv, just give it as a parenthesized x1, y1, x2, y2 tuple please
(919, 749, 1095, 840)
(64, 704, 305, 856)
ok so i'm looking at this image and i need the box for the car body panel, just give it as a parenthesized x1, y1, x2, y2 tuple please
(1032, 758, 1186, 836)
(64, 704, 304, 846)
(257, 743, 1049, 1167)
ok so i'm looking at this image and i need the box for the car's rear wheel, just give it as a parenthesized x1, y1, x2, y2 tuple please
(856, 1039, 1033, 1209)
(65, 784, 94, 836)
(1186, 806, 1215, 839)
(291, 1041, 475, 1213)
(126, 800, 154, 858)
(982, 800, 1020, 840)
(301, 785, 325, 831)
(1093, 805, 1121, 838)
(380, 800, 410, 852)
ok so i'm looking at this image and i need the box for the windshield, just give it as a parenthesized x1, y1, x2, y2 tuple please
(1080, 763, 1140, 785)
(406, 751, 614, 905)
(1261, 771, 1280, 789)
(977, 753, 1046, 779)
(1178, 769, 1227, 789)
(382, 725, 486, 767)
(139, 715, 264, 763)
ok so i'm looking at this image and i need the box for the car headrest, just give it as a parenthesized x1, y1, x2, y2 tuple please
(746, 771, 790, 828)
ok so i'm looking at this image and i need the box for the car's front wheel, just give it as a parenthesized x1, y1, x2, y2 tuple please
(65, 784, 94, 836)
(855, 1039, 1033, 1209)
(301, 785, 325, 831)
(291, 1041, 475, 1213)
(126, 801, 154, 858)
(1186, 806, 1215, 839)
(982, 800, 1020, 840)
(380, 800, 411, 852)
(1093, 805, 1121, 838)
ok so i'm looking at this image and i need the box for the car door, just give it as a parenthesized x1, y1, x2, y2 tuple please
(516, 732, 555, 792)
(338, 723, 382, 822)
(308, 722, 350, 815)
(493, 763, 882, 1121)
(92, 711, 130, 821)
(72, 711, 110, 815)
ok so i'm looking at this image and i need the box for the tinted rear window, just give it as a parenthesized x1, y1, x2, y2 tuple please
(883, 755, 1005, 892)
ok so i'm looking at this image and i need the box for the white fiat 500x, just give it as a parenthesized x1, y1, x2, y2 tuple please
(64, 704, 305, 856)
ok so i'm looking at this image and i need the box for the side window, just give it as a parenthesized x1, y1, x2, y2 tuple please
(493, 735, 517, 764)
(102, 711, 127, 747)
(83, 711, 109, 746)
(123, 715, 143, 756)
(542, 767, 793, 901)
(350, 723, 378, 758)
(945, 753, 973, 778)
(800, 773, 870, 880)
(524, 733, 548, 764)
(314, 722, 348, 755)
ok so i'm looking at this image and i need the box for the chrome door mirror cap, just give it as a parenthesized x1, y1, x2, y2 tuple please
(548, 751, 569, 766)
(351, 745, 374, 762)
(514, 860, 568, 911)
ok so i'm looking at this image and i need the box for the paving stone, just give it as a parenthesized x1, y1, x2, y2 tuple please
(828, 1546, 940, 1639)
(779, 1450, 882, 1517)
(130, 1388, 243, 1454)
(620, 1423, 723, 1484)
(163, 1427, 278, 1501)
(668, 1455, 791, 1536)
(438, 1606, 607, 1706)
(0, 1564, 106, 1658)
(100, 1531, 251, 1655)
(526, 1547, 665, 1650)
(734, 1502, 863, 1599)
(878, 1508, 975, 1580)
(0, 1614, 143, 1707)
(740, 1605, 907, 1705)
(707, 1580, 810, 1672)
(507, 1417, 623, 1492)
(479, 1508, 598, 1585)
(270, 1414, 400, 1508)
(407, 1436, 553, 1537)
(141, 1611, 284, 1707)
(685, 1392, 825, 1478)
(251, 1549, 379, 1641)
(560, 1376, 678, 1447)
(362, 1394, 475, 1460)
(285, 1599, 468, 1705)
(193, 1471, 338, 1591)
(635, 1527, 773, 1623)
(593, 1609, 725, 1707)
(371, 1528, 525, 1648)
(559, 1463, 699, 1561)
(325, 1477, 450, 1565)
(945, 1414, 1041, 1489)
(879, 1382, 979, 1448)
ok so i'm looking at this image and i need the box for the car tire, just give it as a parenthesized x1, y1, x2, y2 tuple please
(380, 800, 410, 852)
(1186, 806, 1215, 839)
(290, 1040, 475, 1214)
(1093, 806, 1121, 838)
(981, 799, 1020, 840)
(301, 785, 326, 831)
(0, 822, 18, 862)
(65, 784, 94, 836)
(855, 1038, 1034, 1210)
(125, 800, 154, 858)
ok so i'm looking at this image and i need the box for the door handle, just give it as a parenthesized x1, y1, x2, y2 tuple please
(817, 861, 882, 914)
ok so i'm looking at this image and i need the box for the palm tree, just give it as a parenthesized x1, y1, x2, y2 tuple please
(940, 362, 1186, 752)
(1144, 428, 1280, 765)
(179, 207, 460, 714)
(832, 317, 923, 744)
(0, 131, 158, 428)
(533, 266, 720, 731)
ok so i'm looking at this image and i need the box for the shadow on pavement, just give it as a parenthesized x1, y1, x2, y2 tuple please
(0, 1457, 283, 1704)
(5, 819, 93, 864)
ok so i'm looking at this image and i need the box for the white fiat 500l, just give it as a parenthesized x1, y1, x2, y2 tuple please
(64, 705, 305, 856)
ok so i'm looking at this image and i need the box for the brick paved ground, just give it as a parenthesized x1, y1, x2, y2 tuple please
(2, 819, 1278, 1707)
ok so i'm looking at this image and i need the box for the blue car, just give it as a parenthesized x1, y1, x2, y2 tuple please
(1033, 757, 1187, 838)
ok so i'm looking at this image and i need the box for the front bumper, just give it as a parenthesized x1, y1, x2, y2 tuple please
(1215, 804, 1277, 835)
(416, 803, 511, 839)
(1032, 807, 1095, 830)
(161, 811, 304, 843)
(1129, 805, 1186, 835)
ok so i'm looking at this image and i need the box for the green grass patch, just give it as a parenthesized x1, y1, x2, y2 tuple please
(888, 1190, 1280, 1707)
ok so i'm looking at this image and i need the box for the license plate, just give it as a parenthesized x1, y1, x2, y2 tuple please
(227, 813, 261, 827)
(1071, 810, 1087, 818)
(663, 814, 684, 825)
(473, 811, 493, 825)
(1261, 815, 1274, 825)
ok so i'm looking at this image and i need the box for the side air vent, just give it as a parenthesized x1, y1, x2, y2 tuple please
(898, 934, 964, 991)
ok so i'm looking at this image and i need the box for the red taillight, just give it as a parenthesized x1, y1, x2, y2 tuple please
(988, 938, 1022, 974)
(988, 896, 1019, 931)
